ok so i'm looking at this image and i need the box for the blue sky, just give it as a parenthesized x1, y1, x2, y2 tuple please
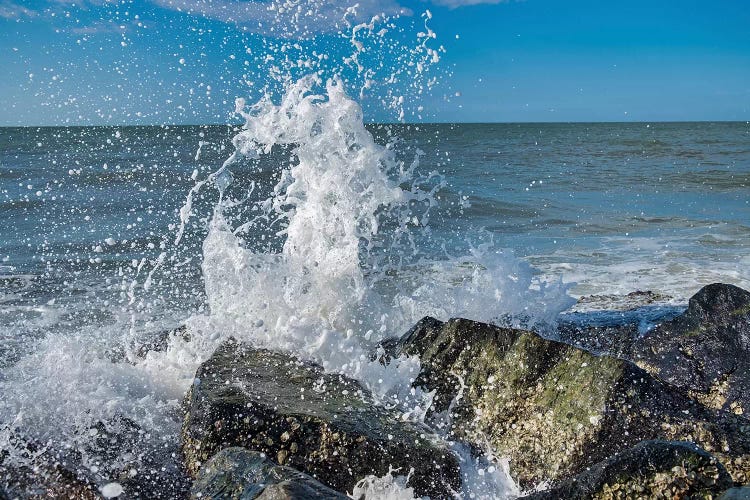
(0, 0, 748, 124)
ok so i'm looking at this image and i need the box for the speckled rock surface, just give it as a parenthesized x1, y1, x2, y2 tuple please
(190, 447, 347, 499)
(388, 316, 750, 489)
(1, 417, 190, 500)
(0, 433, 99, 500)
(521, 440, 732, 499)
(627, 283, 750, 417)
(181, 339, 461, 498)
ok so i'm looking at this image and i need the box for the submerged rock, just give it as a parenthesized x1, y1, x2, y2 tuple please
(521, 440, 732, 500)
(390, 316, 750, 489)
(181, 339, 461, 498)
(628, 283, 750, 416)
(190, 447, 347, 499)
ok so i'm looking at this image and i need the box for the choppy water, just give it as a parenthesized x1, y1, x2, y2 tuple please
(3, 121, 748, 302)
(1, 117, 749, 498)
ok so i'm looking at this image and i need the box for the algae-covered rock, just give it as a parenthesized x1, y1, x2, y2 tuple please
(521, 440, 732, 500)
(391, 317, 750, 489)
(628, 283, 750, 416)
(181, 339, 461, 498)
(190, 447, 347, 499)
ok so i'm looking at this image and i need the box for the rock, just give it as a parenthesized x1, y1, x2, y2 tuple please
(575, 290, 673, 311)
(1, 416, 190, 500)
(89, 416, 190, 499)
(557, 322, 638, 356)
(521, 440, 733, 499)
(106, 324, 191, 363)
(390, 316, 750, 489)
(628, 283, 750, 416)
(190, 447, 347, 499)
(181, 339, 461, 498)
(0, 433, 99, 500)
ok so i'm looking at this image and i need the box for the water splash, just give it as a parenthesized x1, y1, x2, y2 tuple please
(0, 5, 574, 499)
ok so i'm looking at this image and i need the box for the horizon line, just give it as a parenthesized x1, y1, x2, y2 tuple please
(1, 119, 748, 129)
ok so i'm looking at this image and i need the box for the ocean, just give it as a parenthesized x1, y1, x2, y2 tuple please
(1, 119, 749, 497)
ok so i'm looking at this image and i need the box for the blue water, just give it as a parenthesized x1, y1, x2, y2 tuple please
(2, 122, 749, 305)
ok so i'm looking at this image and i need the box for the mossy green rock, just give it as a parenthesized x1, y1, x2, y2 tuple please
(190, 447, 347, 499)
(521, 440, 733, 500)
(181, 339, 460, 498)
(391, 317, 750, 489)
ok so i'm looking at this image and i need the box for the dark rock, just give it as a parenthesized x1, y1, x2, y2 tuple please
(190, 447, 346, 499)
(106, 324, 191, 363)
(1, 416, 190, 500)
(557, 322, 638, 355)
(392, 316, 750, 489)
(521, 440, 732, 499)
(575, 290, 673, 311)
(628, 283, 750, 416)
(135, 324, 191, 359)
(0, 433, 99, 500)
(181, 339, 461, 498)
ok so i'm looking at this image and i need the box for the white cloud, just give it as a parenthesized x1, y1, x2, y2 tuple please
(0, 1, 39, 19)
(150, 0, 411, 37)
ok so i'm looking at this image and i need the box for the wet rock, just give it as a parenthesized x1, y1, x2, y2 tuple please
(628, 283, 750, 416)
(557, 322, 638, 356)
(575, 290, 673, 311)
(392, 316, 750, 489)
(521, 440, 732, 500)
(190, 447, 346, 499)
(106, 324, 191, 363)
(181, 339, 461, 498)
(0, 433, 99, 500)
(1, 416, 190, 500)
(87, 416, 191, 499)
(134, 324, 191, 359)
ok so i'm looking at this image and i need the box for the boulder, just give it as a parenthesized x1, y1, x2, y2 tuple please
(521, 440, 733, 500)
(388, 316, 750, 489)
(181, 339, 461, 498)
(190, 447, 347, 499)
(627, 283, 750, 416)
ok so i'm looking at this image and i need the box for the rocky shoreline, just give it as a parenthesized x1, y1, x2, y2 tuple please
(3, 283, 750, 499)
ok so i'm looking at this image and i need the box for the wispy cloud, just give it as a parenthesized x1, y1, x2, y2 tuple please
(70, 19, 130, 34)
(430, 0, 510, 8)
(150, 0, 410, 36)
(0, 1, 39, 19)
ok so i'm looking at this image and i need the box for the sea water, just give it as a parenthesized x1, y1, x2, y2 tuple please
(2, 7, 750, 499)
(1, 118, 749, 498)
